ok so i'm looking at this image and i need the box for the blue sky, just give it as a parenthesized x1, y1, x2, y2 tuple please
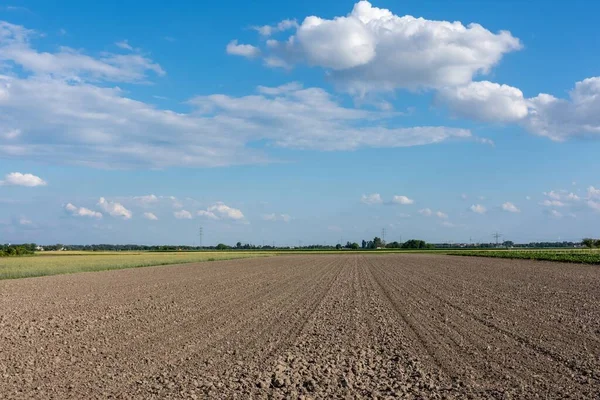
(1, 0, 599, 245)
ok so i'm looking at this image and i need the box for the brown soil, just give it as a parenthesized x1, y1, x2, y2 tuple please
(1, 254, 599, 399)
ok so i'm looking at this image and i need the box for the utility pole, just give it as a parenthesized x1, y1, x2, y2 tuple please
(381, 228, 386, 244)
(492, 232, 502, 246)
(199, 226, 203, 249)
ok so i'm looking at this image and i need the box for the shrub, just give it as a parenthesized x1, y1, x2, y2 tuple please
(0, 245, 34, 257)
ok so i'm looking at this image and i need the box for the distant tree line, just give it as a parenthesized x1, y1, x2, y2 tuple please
(13, 239, 595, 254)
(359, 238, 434, 249)
(582, 238, 600, 248)
(0, 243, 36, 257)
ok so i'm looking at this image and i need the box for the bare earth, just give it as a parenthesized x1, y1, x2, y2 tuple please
(1, 254, 599, 399)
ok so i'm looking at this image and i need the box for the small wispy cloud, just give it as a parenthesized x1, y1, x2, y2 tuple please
(115, 40, 133, 51)
(502, 202, 520, 213)
(143, 212, 158, 220)
(174, 210, 192, 219)
(98, 197, 132, 219)
(391, 195, 414, 205)
(262, 213, 292, 222)
(65, 203, 103, 219)
(361, 193, 383, 205)
(470, 204, 486, 214)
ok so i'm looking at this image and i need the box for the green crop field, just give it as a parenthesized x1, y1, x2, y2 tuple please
(446, 249, 600, 264)
(0, 251, 273, 280)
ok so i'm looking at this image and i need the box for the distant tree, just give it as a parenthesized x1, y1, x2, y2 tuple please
(596, 239, 600, 248)
(335, 244, 342, 250)
(372, 237, 383, 248)
(0, 244, 34, 257)
(401, 239, 432, 249)
(502, 240, 514, 248)
(236, 242, 242, 249)
(351, 242, 360, 250)
(386, 241, 401, 248)
(361, 240, 367, 249)
(216, 243, 229, 250)
(582, 238, 595, 248)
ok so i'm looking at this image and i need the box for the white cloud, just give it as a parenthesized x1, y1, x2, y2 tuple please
(548, 209, 562, 218)
(587, 186, 600, 199)
(256, 81, 303, 95)
(143, 212, 158, 220)
(539, 199, 565, 207)
(226, 40, 260, 58)
(98, 197, 132, 219)
(418, 208, 432, 216)
(64, 203, 102, 218)
(588, 200, 600, 212)
(361, 193, 383, 205)
(525, 77, 600, 140)
(262, 213, 292, 222)
(441, 221, 455, 227)
(438, 76, 600, 141)
(115, 40, 133, 51)
(191, 84, 473, 152)
(0, 22, 164, 82)
(0, 76, 472, 168)
(544, 190, 561, 200)
(437, 81, 528, 122)
(166, 196, 183, 209)
(133, 194, 158, 205)
(253, 19, 298, 37)
(470, 204, 486, 214)
(435, 211, 448, 219)
(502, 202, 520, 213)
(2, 129, 20, 139)
(207, 202, 245, 220)
(19, 217, 32, 225)
(0, 172, 46, 186)
(391, 195, 414, 205)
(240, 1, 521, 94)
(174, 210, 192, 219)
(197, 210, 218, 220)
(196, 203, 245, 221)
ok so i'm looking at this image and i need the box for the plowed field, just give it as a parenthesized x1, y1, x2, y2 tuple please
(1, 254, 598, 398)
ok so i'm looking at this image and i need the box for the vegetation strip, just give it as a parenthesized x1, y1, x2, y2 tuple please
(0, 252, 273, 280)
(446, 250, 600, 264)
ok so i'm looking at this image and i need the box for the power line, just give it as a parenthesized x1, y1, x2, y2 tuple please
(492, 232, 502, 246)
